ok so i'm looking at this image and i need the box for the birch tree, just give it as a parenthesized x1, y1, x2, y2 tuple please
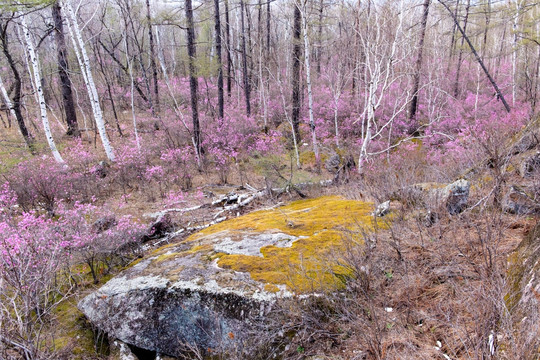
(62, 0, 115, 162)
(357, 0, 413, 173)
(21, 14, 64, 163)
(299, 0, 320, 172)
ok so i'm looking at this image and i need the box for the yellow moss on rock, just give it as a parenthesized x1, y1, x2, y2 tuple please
(186, 196, 380, 293)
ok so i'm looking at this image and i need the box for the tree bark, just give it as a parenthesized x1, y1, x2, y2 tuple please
(215, 0, 224, 119)
(0, 21, 33, 150)
(300, 1, 320, 172)
(52, 1, 79, 137)
(185, 0, 202, 164)
(316, 0, 323, 74)
(21, 15, 64, 163)
(408, 0, 430, 125)
(453, 0, 470, 98)
(240, 0, 251, 116)
(146, 0, 160, 114)
(63, 0, 115, 161)
(225, 0, 232, 97)
(291, 3, 302, 143)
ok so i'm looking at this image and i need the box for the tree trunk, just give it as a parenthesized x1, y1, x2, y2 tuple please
(300, 1, 320, 172)
(266, 0, 271, 57)
(215, 0, 224, 119)
(185, 0, 202, 164)
(146, 0, 160, 114)
(408, 0, 430, 126)
(225, 0, 232, 97)
(240, 0, 251, 116)
(63, 0, 115, 161)
(316, 0, 323, 74)
(21, 15, 64, 163)
(438, 0, 511, 112)
(0, 21, 33, 150)
(52, 1, 79, 137)
(453, 0, 470, 98)
(291, 3, 302, 143)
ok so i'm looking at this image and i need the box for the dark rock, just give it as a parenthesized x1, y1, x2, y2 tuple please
(519, 151, 540, 178)
(423, 211, 439, 227)
(325, 153, 341, 173)
(405, 179, 470, 215)
(92, 216, 117, 233)
(94, 161, 110, 178)
(142, 214, 174, 242)
(443, 179, 470, 215)
(512, 131, 539, 154)
(503, 185, 540, 215)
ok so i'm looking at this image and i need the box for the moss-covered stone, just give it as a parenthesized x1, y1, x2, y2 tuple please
(79, 196, 379, 358)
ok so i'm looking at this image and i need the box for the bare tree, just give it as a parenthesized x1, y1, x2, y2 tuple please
(52, 1, 78, 137)
(291, 2, 301, 144)
(408, 0, 430, 128)
(185, 0, 202, 166)
(0, 17, 33, 150)
(240, 0, 251, 116)
(63, 0, 116, 161)
(215, 0, 224, 119)
(21, 14, 64, 163)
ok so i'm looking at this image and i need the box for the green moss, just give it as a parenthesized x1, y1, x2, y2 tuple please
(52, 298, 103, 358)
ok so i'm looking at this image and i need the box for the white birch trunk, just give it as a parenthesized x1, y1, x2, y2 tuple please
(301, 1, 320, 171)
(62, 0, 115, 162)
(21, 15, 64, 164)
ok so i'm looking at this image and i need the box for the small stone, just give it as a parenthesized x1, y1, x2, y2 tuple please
(503, 185, 540, 215)
(92, 215, 117, 233)
(374, 200, 391, 217)
(519, 152, 540, 178)
(325, 153, 341, 173)
(442, 179, 470, 215)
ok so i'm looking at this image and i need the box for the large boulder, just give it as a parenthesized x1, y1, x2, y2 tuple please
(79, 196, 376, 358)
(401, 179, 470, 215)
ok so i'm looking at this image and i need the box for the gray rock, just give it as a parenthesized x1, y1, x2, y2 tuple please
(519, 152, 540, 178)
(503, 185, 540, 215)
(79, 197, 373, 358)
(442, 179, 470, 215)
(373, 200, 391, 217)
(78, 231, 302, 357)
(325, 153, 341, 173)
(141, 213, 174, 243)
(512, 131, 539, 154)
(407, 179, 470, 215)
(92, 216, 117, 233)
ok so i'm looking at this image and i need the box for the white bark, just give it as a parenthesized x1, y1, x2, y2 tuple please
(21, 15, 64, 164)
(356, 0, 409, 173)
(300, 1, 320, 171)
(62, 0, 115, 162)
